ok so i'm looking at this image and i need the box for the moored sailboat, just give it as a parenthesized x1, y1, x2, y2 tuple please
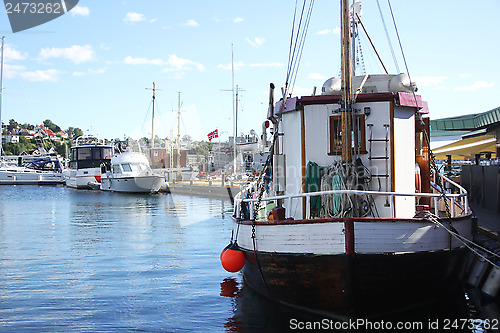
(222, 0, 473, 319)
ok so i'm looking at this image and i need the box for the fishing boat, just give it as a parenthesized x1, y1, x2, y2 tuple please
(100, 148, 165, 194)
(222, 0, 473, 319)
(63, 135, 113, 189)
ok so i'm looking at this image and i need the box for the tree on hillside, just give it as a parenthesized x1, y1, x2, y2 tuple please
(8, 119, 18, 131)
(43, 119, 62, 133)
(20, 123, 34, 130)
(66, 127, 83, 138)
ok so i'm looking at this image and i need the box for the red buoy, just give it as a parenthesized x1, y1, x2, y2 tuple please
(220, 244, 231, 261)
(221, 248, 245, 273)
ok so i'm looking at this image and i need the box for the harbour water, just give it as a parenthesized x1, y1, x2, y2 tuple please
(0, 186, 485, 332)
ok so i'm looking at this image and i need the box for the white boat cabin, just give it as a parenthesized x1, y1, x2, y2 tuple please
(273, 74, 430, 219)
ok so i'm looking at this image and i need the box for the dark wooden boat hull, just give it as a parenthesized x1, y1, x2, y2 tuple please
(241, 247, 467, 319)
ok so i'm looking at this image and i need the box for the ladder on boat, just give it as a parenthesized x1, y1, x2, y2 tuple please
(367, 124, 390, 206)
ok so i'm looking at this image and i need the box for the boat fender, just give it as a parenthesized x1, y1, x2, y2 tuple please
(415, 162, 421, 193)
(481, 263, 500, 299)
(221, 243, 245, 273)
(220, 243, 231, 261)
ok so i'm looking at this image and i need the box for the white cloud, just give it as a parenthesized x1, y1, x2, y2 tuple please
(4, 64, 26, 79)
(21, 69, 60, 82)
(317, 27, 341, 35)
(70, 6, 89, 17)
(217, 61, 245, 71)
(246, 37, 266, 48)
(163, 54, 205, 72)
(183, 19, 199, 27)
(173, 72, 185, 80)
(454, 81, 495, 91)
(459, 73, 472, 79)
(89, 67, 107, 74)
(124, 56, 164, 65)
(308, 73, 326, 80)
(99, 43, 111, 51)
(39, 45, 95, 64)
(124, 55, 204, 72)
(233, 17, 244, 23)
(4, 45, 28, 61)
(149, 18, 158, 23)
(73, 72, 85, 76)
(291, 86, 315, 96)
(413, 76, 448, 87)
(123, 12, 146, 23)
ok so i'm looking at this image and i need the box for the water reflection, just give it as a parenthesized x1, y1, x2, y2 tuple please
(221, 277, 476, 333)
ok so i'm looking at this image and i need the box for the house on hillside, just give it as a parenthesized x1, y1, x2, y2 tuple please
(2, 132, 19, 143)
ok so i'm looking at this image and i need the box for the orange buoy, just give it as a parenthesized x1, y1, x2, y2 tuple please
(221, 247, 245, 273)
(220, 244, 231, 261)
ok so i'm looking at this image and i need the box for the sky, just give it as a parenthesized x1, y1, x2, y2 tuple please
(1, 0, 499, 141)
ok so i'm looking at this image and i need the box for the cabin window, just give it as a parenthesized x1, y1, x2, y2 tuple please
(112, 165, 121, 173)
(102, 148, 112, 159)
(77, 147, 92, 160)
(130, 163, 141, 172)
(91, 148, 101, 160)
(328, 114, 366, 155)
(121, 164, 132, 172)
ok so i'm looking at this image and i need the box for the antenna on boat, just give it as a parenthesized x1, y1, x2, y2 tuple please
(0, 36, 4, 156)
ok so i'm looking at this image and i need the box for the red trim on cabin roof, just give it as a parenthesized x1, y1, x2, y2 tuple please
(298, 92, 397, 106)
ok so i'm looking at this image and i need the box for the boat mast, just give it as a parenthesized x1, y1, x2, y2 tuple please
(340, 0, 353, 163)
(152, 82, 156, 149)
(177, 91, 181, 179)
(231, 44, 237, 174)
(0, 36, 5, 156)
(145, 82, 157, 152)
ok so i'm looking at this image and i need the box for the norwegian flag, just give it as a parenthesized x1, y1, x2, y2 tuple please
(207, 129, 219, 142)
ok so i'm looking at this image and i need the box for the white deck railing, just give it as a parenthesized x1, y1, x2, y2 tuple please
(235, 173, 469, 220)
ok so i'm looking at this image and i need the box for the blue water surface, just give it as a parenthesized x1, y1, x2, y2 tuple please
(0, 186, 242, 332)
(0, 186, 481, 332)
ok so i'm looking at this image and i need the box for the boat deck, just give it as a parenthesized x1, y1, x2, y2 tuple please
(471, 201, 500, 240)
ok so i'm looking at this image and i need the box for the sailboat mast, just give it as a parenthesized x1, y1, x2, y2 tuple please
(231, 44, 237, 174)
(0, 36, 5, 156)
(151, 82, 156, 150)
(340, 0, 352, 163)
(177, 91, 181, 179)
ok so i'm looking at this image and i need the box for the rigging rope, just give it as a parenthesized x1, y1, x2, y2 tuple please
(284, 0, 314, 99)
(386, 0, 453, 219)
(423, 211, 500, 269)
(377, 0, 399, 73)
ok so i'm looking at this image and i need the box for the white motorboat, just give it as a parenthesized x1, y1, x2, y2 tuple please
(100, 150, 165, 193)
(63, 135, 114, 189)
(0, 156, 65, 185)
